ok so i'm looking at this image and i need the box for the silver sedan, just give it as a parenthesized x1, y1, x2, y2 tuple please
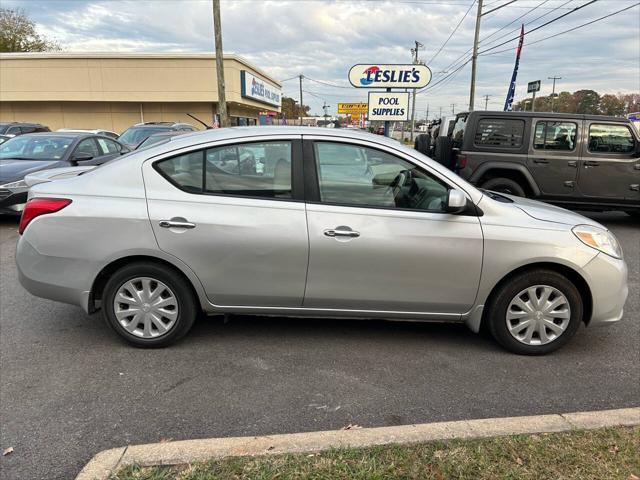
(15, 127, 628, 354)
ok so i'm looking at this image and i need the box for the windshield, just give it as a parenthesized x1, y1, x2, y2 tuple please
(0, 136, 8, 145)
(0, 136, 73, 160)
(119, 127, 170, 146)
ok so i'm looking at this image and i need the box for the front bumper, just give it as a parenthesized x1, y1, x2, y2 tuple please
(582, 252, 628, 325)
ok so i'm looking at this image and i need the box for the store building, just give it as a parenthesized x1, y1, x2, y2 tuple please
(0, 53, 282, 133)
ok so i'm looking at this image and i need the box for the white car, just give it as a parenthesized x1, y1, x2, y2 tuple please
(57, 128, 119, 139)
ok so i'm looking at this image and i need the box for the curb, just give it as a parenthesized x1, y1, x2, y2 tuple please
(76, 407, 640, 480)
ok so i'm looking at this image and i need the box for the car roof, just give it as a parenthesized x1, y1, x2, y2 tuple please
(465, 111, 630, 123)
(159, 126, 403, 150)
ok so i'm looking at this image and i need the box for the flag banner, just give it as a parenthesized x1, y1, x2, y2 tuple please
(504, 25, 525, 112)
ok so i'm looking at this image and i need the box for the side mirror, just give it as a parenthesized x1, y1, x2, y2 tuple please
(72, 152, 93, 162)
(444, 189, 467, 213)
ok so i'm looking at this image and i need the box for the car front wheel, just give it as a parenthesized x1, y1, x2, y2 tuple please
(486, 270, 583, 355)
(102, 262, 197, 347)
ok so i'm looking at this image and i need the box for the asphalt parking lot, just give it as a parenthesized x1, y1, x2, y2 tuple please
(0, 212, 638, 480)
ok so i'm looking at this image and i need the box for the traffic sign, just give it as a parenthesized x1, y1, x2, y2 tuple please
(527, 80, 541, 93)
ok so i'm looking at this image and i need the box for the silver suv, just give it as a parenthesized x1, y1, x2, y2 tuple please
(16, 127, 628, 354)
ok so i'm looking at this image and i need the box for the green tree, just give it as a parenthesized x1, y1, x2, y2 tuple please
(598, 94, 626, 116)
(280, 96, 310, 120)
(0, 8, 60, 52)
(573, 89, 600, 114)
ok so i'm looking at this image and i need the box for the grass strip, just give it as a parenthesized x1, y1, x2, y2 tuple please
(112, 426, 640, 480)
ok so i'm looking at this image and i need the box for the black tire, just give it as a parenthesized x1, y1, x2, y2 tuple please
(102, 262, 197, 347)
(486, 269, 583, 355)
(481, 177, 526, 197)
(414, 134, 431, 155)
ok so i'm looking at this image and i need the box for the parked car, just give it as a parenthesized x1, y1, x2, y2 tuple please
(16, 127, 627, 354)
(135, 131, 191, 150)
(0, 132, 128, 213)
(0, 135, 10, 145)
(0, 122, 50, 136)
(118, 122, 198, 149)
(58, 128, 119, 139)
(415, 111, 640, 216)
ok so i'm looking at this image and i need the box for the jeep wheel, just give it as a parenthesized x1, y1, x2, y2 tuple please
(481, 177, 526, 197)
(414, 134, 431, 155)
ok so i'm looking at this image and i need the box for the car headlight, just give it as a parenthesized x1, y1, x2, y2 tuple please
(572, 225, 622, 259)
(0, 179, 28, 189)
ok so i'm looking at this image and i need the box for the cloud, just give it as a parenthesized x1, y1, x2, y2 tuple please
(6, 0, 640, 116)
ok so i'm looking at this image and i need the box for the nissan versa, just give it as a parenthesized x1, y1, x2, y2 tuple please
(15, 127, 628, 354)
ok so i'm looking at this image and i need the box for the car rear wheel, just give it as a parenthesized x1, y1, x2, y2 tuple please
(102, 262, 197, 347)
(480, 177, 526, 197)
(486, 270, 583, 355)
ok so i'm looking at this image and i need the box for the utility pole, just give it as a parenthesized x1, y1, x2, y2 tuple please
(468, 0, 483, 112)
(212, 0, 229, 127)
(548, 76, 562, 112)
(322, 101, 330, 124)
(439, 106, 443, 119)
(469, 0, 515, 112)
(425, 103, 429, 122)
(409, 40, 424, 143)
(299, 74, 304, 126)
(451, 103, 456, 115)
(483, 94, 491, 110)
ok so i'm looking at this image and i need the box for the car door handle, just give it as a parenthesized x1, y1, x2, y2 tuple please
(567, 160, 578, 167)
(584, 160, 600, 167)
(533, 158, 549, 164)
(159, 220, 196, 229)
(324, 228, 360, 238)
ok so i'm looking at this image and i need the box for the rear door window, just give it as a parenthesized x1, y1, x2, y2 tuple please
(534, 121, 577, 151)
(474, 118, 525, 148)
(96, 138, 122, 154)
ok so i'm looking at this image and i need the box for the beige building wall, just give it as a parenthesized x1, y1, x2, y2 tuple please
(0, 53, 281, 133)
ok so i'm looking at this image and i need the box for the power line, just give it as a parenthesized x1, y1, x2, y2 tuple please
(478, 0, 573, 49)
(427, 0, 477, 65)
(478, 0, 599, 54)
(304, 76, 354, 89)
(480, 0, 550, 45)
(481, 2, 640, 55)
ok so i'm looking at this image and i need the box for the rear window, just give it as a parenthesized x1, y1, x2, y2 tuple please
(474, 118, 524, 148)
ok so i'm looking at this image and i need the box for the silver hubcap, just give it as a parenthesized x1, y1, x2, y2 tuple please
(113, 277, 178, 339)
(506, 285, 571, 346)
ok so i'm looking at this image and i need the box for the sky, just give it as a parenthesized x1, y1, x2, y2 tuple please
(6, 0, 640, 118)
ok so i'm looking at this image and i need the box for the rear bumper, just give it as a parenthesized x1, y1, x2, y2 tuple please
(582, 252, 628, 326)
(0, 189, 27, 213)
(16, 236, 92, 312)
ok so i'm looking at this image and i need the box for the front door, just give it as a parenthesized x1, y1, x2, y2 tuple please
(303, 139, 483, 315)
(578, 121, 640, 200)
(143, 137, 309, 308)
(526, 119, 579, 196)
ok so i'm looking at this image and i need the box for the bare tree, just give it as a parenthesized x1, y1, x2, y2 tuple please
(0, 8, 60, 52)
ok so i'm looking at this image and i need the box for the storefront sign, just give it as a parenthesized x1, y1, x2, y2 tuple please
(337, 102, 368, 114)
(240, 70, 282, 107)
(348, 64, 431, 88)
(368, 92, 409, 121)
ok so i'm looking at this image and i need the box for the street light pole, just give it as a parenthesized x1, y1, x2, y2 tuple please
(548, 76, 562, 112)
(212, 0, 229, 127)
(299, 75, 304, 126)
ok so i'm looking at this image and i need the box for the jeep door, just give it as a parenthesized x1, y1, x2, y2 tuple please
(578, 121, 640, 200)
(526, 119, 579, 196)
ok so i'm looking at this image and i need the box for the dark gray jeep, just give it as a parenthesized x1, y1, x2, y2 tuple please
(416, 111, 640, 216)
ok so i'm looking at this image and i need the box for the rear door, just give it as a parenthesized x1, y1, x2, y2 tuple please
(526, 118, 579, 196)
(143, 135, 309, 308)
(302, 137, 483, 315)
(95, 137, 124, 163)
(578, 121, 640, 200)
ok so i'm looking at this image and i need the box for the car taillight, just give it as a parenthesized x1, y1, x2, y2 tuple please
(457, 153, 468, 170)
(19, 198, 72, 235)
